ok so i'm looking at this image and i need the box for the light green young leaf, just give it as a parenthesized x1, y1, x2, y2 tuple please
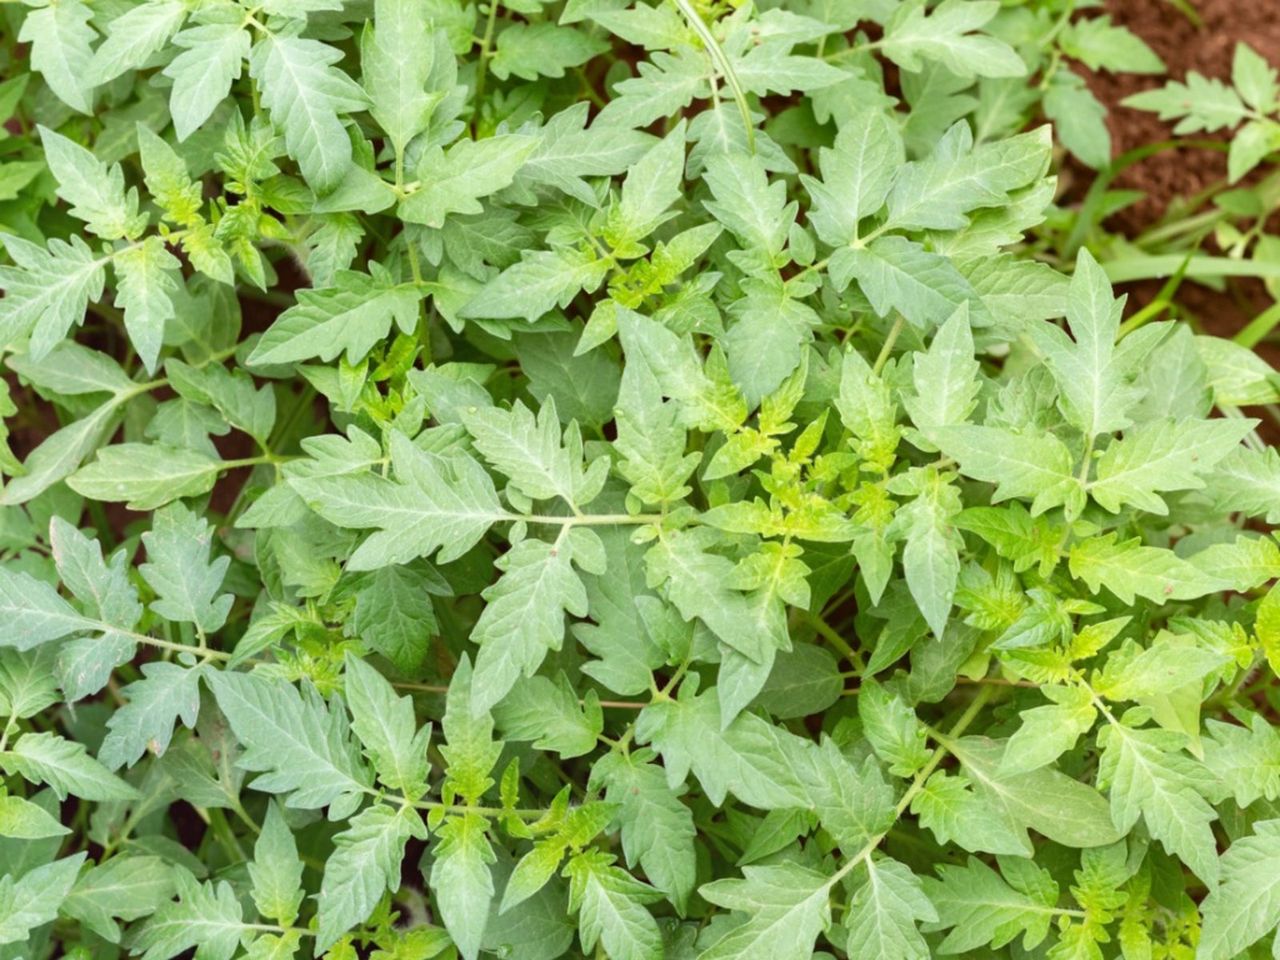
(249, 804, 305, 928)
(430, 813, 496, 960)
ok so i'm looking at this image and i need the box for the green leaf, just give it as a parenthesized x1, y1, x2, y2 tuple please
(20, 0, 95, 113)
(591, 750, 696, 908)
(344, 652, 432, 795)
(40, 126, 144, 241)
(317, 803, 425, 952)
(902, 305, 980, 444)
(934, 424, 1080, 517)
(845, 857, 936, 960)
(248, 268, 421, 366)
(1089, 417, 1254, 514)
(0, 234, 106, 361)
(921, 856, 1057, 953)
(86, 0, 187, 85)
(832, 236, 983, 330)
(567, 851, 664, 960)
(462, 398, 606, 507)
(349, 564, 440, 674)
(947, 736, 1122, 849)
(0, 566, 92, 651)
(133, 873, 246, 960)
(459, 246, 608, 323)
(470, 536, 589, 716)
(291, 431, 504, 571)
(139, 503, 233, 633)
(1198, 819, 1280, 960)
(698, 862, 832, 960)
(112, 237, 182, 373)
(399, 135, 537, 228)
(439, 655, 503, 803)
(429, 813, 496, 960)
(492, 673, 602, 759)
(637, 683, 810, 809)
(490, 23, 608, 81)
(1097, 724, 1220, 884)
(249, 35, 368, 193)
(1001, 685, 1097, 774)
(858, 679, 930, 777)
(207, 670, 372, 813)
(98, 661, 203, 769)
(62, 856, 177, 944)
(0, 732, 138, 801)
(0, 854, 87, 945)
(882, 0, 1024, 78)
(361, 0, 439, 153)
(68, 443, 223, 510)
(163, 24, 251, 141)
(1068, 534, 1229, 605)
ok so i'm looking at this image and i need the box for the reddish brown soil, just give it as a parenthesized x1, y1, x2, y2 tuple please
(1079, 0, 1280, 234)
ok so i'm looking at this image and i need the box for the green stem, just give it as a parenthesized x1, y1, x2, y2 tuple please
(671, 0, 755, 153)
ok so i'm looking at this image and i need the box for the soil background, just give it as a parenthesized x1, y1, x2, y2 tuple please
(1074, 0, 1280, 345)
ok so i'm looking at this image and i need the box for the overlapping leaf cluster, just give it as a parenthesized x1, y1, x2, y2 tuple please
(1, 1, 1278, 959)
